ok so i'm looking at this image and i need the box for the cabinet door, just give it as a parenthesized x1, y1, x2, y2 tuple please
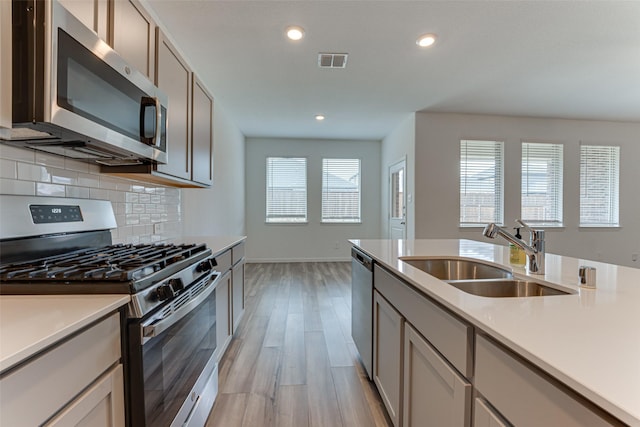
(155, 29, 191, 180)
(216, 271, 232, 360)
(231, 260, 245, 333)
(0, 0, 10, 136)
(403, 323, 472, 427)
(474, 398, 510, 427)
(373, 290, 403, 427)
(112, 0, 155, 79)
(58, 0, 109, 41)
(191, 74, 214, 186)
(44, 364, 125, 427)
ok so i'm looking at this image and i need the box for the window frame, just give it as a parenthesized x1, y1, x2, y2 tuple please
(321, 158, 362, 224)
(520, 141, 564, 227)
(265, 156, 308, 224)
(459, 139, 504, 228)
(579, 144, 620, 228)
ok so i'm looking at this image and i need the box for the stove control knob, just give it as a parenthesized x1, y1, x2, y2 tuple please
(196, 258, 217, 273)
(169, 278, 184, 293)
(154, 284, 174, 302)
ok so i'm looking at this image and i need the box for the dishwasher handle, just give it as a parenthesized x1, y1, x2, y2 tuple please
(351, 247, 373, 271)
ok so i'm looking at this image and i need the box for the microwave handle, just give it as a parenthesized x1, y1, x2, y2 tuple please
(139, 96, 162, 147)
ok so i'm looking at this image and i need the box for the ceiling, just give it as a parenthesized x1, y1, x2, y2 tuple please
(146, 1, 640, 141)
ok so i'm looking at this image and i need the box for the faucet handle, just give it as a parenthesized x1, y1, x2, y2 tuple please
(515, 219, 532, 230)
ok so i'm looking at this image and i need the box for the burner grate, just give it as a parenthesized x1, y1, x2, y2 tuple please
(0, 243, 208, 283)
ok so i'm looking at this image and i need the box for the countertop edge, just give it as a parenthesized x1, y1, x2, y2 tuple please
(0, 294, 130, 374)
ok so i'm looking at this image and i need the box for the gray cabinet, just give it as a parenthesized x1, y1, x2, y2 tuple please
(475, 334, 622, 427)
(231, 242, 246, 333)
(111, 0, 155, 79)
(373, 264, 472, 427)
(473, 398, 510, 427)
(216, 270, 232, 361)
(373, 290, 403, 427)
(191, 75, 214, 186)
(215, 242, 246, 360)
(156, 28, 192, 181)
(0, 0, 10, 137)
(58, 0, 109, 41)
(0, 313, 124, 426)
(403, 323, 471, 427)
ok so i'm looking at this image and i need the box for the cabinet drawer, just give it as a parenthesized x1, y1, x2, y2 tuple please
(232, 242, 245, 265)
(0, 313, 121, 426)
(215, 249, 232, 272)
(475, 334, 622, 427)
(374, 265, 472, 377)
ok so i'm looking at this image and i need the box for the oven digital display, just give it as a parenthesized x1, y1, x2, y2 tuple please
(30, 205, 83, 224)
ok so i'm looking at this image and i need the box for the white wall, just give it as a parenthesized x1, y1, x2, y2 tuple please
(381, 114, 416, 239)
(414, 112, 640, 268)
(182, 104, 246, 236)
(246, 137, 381, 262)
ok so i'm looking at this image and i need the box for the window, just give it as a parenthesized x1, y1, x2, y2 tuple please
(521, 142, 563, 226)
(266, 157, 307, 223)
(580, 145, 620, 227)
(322, 158, 361, 223)
(460, 140, 504, 227)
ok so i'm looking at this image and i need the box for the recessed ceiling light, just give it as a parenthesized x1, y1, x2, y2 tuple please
(286, 26, 305, 41)
(416, 33, 437, 48)
(315, 114, 325, 121)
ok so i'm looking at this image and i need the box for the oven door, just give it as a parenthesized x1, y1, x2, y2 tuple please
(127, 271, 219, 427)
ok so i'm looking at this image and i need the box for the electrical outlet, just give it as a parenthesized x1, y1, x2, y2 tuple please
(632, 253, 638, 262)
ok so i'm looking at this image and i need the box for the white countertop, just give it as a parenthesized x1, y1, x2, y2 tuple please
(177, 235, 246, 257)
(0, 294, 130, 374)
(350, 239, 640, 426)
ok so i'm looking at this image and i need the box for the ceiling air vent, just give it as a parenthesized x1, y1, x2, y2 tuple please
(318, 53, 348, 69)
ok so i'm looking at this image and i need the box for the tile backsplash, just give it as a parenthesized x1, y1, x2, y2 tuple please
(0, 145, 182, 244)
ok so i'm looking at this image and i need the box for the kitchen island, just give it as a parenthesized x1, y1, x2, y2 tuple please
(351, 239, 640, 426)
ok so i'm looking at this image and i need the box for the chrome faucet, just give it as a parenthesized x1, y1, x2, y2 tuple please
(483, 221, 545, 275)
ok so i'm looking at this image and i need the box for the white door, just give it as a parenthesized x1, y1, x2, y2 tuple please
(389, 159, 407, 239)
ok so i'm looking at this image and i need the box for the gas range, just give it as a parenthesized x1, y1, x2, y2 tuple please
(0, 241, 216, 318)
(0, 194, 221, 426)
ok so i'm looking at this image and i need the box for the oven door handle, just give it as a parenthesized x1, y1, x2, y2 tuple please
(141, 271, 219, 344)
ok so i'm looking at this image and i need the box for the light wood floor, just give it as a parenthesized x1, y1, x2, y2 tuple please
(206, 262, 391, 427)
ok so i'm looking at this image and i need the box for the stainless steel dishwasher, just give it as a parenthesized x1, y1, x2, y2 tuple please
(351, 246, 374, 379)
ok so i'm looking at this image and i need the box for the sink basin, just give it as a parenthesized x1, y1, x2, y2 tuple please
(400, 257, 512, 280)
(446, 279, 573, 297)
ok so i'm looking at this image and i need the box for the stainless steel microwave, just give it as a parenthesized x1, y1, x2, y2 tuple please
(3, 0, 168, 165)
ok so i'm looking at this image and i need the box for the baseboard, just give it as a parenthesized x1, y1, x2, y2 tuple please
(246, 257, 351, 263)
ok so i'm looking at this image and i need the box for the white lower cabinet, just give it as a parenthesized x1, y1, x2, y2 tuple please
(403, 323, 471, 427)
(0, 313, 124, 426)
(44, 364, 125, 427)
(474, 398, 510, 427)
(475, 334, 623, 427)
(373, 290, 403, 427)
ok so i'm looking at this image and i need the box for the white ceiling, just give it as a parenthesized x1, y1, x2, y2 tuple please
(147, 0, 640, 141)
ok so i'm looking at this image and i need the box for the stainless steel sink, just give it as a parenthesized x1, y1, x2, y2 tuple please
(446, 279, 573, 297)
(400, 257, 512, 280)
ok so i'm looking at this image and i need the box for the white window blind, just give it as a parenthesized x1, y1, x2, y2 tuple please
(266, 157, 307, 223)
(460, 140, 504, 227)
(580, 145, 620, 227)
(322, 158, 361, 223)
(521, 142, 563, 226)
